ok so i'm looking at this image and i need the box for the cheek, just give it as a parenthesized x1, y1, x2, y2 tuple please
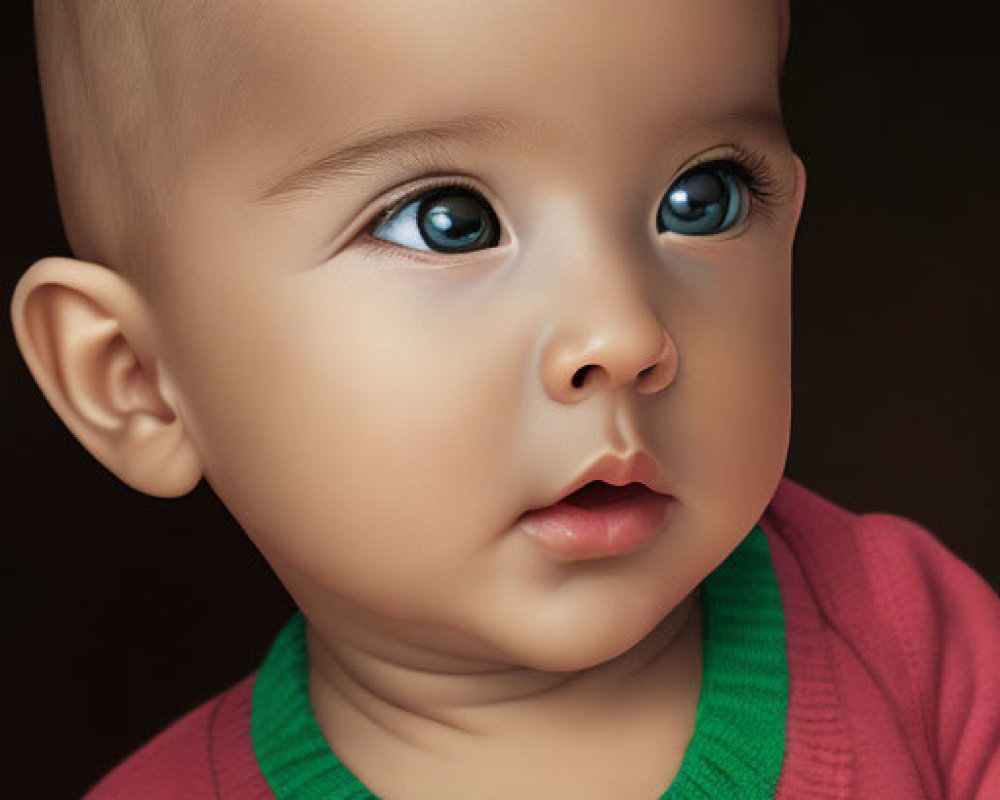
(662, 241, 791, 525)
(164, 267, 514, 606)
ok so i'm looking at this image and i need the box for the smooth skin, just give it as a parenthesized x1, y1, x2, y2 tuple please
(12, 0, 805, 797)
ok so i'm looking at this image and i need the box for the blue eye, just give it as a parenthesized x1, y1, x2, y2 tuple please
(372, 185, 502, 254)
(656, 161, 749, 236)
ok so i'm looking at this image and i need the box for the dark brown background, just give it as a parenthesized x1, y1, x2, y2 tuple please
(3, 3, 997, 798)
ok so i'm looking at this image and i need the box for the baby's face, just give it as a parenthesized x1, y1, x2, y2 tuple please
(148, 0, 804, 669)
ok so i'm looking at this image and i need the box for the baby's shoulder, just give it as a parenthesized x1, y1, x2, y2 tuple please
(763, 475, 998, 644)
(81, 673, 260, 800)
(763, 476, 1000, 795)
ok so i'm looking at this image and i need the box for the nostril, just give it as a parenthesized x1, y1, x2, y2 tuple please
(571, 365, 593, 389)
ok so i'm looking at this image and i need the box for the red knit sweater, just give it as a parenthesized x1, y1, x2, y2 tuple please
(81, 477, 1000, 798)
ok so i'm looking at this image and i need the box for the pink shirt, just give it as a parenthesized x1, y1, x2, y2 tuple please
(81, 477, 1000, 798)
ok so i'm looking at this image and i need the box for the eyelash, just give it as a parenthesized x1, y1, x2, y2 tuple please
(715, 145, 781, 219)
(359, 145, 781, 259)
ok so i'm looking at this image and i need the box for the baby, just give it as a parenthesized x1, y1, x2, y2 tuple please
(12, 0, 999, 798)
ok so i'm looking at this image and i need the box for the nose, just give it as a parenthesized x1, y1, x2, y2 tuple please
(539, 262, 678, 404)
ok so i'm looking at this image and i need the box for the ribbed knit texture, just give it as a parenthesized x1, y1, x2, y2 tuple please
(250, 523, 788, 799)
(662, 523, 788, 798)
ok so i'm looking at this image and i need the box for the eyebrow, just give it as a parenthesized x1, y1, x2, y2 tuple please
(715, 104, 787, 142)
(252, 114, 527, 205)
(252, 103, 786, 205)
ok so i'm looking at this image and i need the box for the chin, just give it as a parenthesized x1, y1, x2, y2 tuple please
(500, 606, 668, 673)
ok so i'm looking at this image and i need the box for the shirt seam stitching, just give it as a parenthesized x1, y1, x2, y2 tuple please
(859, 516, 946, 799)
(206, 691, 227, 800)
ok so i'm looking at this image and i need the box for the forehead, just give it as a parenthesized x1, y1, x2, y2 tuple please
(213, 0, 782, 177)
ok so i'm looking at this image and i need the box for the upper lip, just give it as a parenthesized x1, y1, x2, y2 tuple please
(533, 450, 671, 511)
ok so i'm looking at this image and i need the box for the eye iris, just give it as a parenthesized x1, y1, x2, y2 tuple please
(416, 187, 500, 253)
(657, 164, 745, 235)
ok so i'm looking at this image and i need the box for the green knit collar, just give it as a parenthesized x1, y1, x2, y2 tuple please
(251, 523, 788, 798)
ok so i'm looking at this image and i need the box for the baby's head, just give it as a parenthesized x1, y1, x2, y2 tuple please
(15, 0, 804, 671)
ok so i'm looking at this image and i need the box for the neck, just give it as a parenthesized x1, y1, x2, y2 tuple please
(305, 588, 701, 755)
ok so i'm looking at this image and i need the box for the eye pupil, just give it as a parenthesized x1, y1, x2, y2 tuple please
(669, 173, 723, 218)
(657, 164, 745, 235)
(417, 187, 500, 253)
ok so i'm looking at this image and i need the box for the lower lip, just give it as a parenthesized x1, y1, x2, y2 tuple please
(519, 491, 672, 561)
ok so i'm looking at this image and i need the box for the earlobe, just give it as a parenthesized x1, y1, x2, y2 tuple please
(9, 256, 204, 497)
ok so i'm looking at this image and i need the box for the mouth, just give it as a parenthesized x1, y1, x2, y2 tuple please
(519, 479, 673, 561)
(561, 479, 655, 508)
(545, 450, 670, 507)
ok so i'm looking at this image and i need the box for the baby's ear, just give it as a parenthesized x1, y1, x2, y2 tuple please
(10, 257, 203, 497)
